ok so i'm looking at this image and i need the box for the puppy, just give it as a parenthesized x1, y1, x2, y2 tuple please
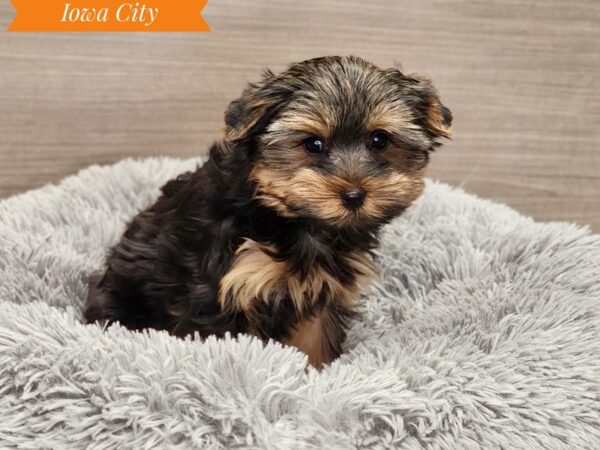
(84, 56, 452, 368)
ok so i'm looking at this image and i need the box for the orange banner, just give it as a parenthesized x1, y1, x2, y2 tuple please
(8, 0, 210, 32)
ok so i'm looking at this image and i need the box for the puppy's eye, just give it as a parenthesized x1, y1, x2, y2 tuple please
(304, 137, 325, 154)
(370, 131, 389, 151)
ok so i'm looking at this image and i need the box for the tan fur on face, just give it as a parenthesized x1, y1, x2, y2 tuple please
(218, 239, 377, 316)
(250, 165, 425, 227)
(265, 104, 334, 146)
(367, 101, 420, 135)
(257, 102, 337, 172)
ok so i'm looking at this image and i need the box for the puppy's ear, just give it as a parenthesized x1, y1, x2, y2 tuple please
(405, 73, 453, 139)
(224, 69, 288, 142)
(387, 69, 452, 140)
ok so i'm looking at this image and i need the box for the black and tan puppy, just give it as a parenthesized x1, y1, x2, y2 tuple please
(85, 56, 452, 367)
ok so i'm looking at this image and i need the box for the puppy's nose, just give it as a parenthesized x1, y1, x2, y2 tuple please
(341, 187, 366, 209)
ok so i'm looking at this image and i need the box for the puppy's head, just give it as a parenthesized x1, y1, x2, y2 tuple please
(225, 56, 452, 229)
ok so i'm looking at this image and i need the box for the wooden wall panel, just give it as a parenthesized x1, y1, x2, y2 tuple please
(1, 0, 598, 230)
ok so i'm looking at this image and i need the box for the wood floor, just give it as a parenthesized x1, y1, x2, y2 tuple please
(1, 0, 599, 231)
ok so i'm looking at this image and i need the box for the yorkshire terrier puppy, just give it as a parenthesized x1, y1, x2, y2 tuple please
(84, 56, 452, 368)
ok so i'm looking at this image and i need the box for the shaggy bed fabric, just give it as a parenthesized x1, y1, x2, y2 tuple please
(0, 158, 599, 450)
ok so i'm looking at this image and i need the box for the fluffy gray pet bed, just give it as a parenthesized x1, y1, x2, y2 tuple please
(1, 158, 599, 449)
